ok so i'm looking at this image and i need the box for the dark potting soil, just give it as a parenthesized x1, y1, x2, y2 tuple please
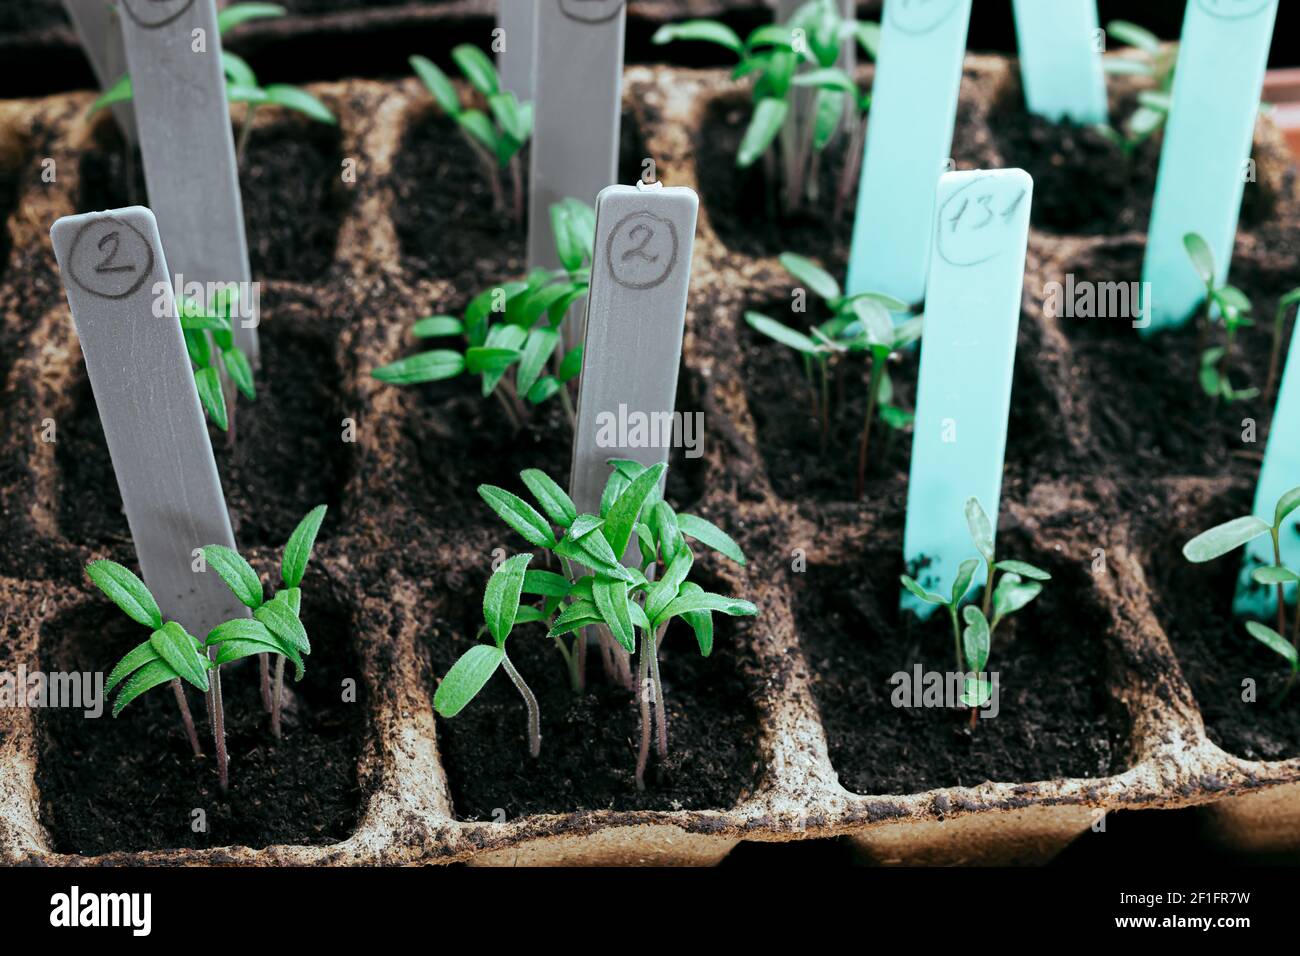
(426, 591, 763, 819)
(794, 547, 1119, 795)
(76, 117, 348, 281)
(35, 588, 366, 855)
(55, 302, 350, 549)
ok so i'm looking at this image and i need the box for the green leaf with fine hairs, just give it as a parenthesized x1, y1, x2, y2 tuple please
(965, 497, 995, 561)
(484, 553, 532, 646)
(549, 599, 603, 637)
(218, 2, 286, 34)
(520, 469, 576, 528)
(593, 578, 635, 653)
(951, 558, 980, 607)
(521, 569, 571, 597)
(195, 366, 228, 431)
(1183, 515, 1270, 563)
(779, 252, 840, 301)
(900, 574, 946, 606)
(90, 73, 133, 113)
(203, 544, 263, 609)
(650, 501, 685, 565)
(556, 523, 633, 583)
(451, 43, 499, 96)
(255, 594, 311, 655)
(106, 640, 160, 694)
(434, 644, 505, 717)
(112, 659, 182, 717)
(745, 311, 820, 355)
(603, 463, 666, 558)
(207, 615, 303, 677)
(737, 97, 788, 167)
(1244, 621, 1299, 671)
(282, 504, 327, 589)
(675, 581, 715, 656)
(86, 560, 162, 629)
(646, 547, 694, 623)
(1253, 566, 1300, 585)
(992, 573, 1042, 623)
(993, 560, 1051, 581)
(478, 485, 557, 548)
(1274, 486, 1300, 530)
(636, 522, 658, 567)
(1183, 233, 1215, 286)
(677, 513, 746, 566)
(223, 348, 256, 400)
(516, 327, 559, 398)
(412, 316, 464, 338)
(410, 55, 460, 115)
(150, 621, 210, 693)
(656, 590, 758, 629)
(372, 349, 466, 385)
(651, 20, 744, 54)
(962, 605, 990, 673)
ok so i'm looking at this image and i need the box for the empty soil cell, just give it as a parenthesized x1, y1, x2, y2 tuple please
(55, 302, 351, 549)
(1145, 495, 1300, 764)
(426, 589, 763, 819)
(795, 540, 1122, 795)
(76, 118, 348, 281)
(35, 581, 367, 855)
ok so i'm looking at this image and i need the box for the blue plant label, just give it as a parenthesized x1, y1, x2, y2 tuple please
(1010, 0, 1107, 125)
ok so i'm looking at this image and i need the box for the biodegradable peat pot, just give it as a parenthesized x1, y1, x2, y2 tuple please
(2, 44, 1299, 866)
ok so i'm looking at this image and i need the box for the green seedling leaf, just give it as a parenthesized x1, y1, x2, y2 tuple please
(218, 2, 286, 34)
(91, 74, 133, 113)
(951, 558, 980, 607)
(677, 513, 746, 566)
(263, 85, 335, 123)
(479, 485, 557, 548)
(650, 501, 685, 566)
(1253, 566, 1300, 585)
(452, 43, 499, 96)
(745, 311, 821, 354)
(992, 573, 1042, 623)
(900, 574, 946, 607)
(202, 544, 263, 609)
(372, 349, 466, 384)
(105, 640, 160, 694)
(559, 345, 584, 382)
(1244, 621, 1299, 671)
(779, 252, 840, 301)
(113, 659, 181, 717)
(1107, 19, 1160, 55)
(811, 88, 844, 150)
(657, 590, 758, 627)
(1274, 485, 1300, 530)
(549, 599, 603, 637)
(1183, 515, 1271, 562)
(646, 547, 694, 623)
(651, 20, 744, 54)
(223, 348, 256, 400)
(791, 66, 856, 93)
(255, 595, 310, 655)
(737, 97, 788, 167)
(522, 569, 571, 597)
(282, 504, 327, 589)
(603, 462, 666, 557)
(965, 497, 995, 561)
(195, 366, 228, 431)
(411, 54, 460, 115)
(150, 621, 210, 693)
(516, 327, 559, 398)
(86, 560, 163, 629)
(434, 644, 505, 717)
(962, 605, 990, 673)
(1183, 232, 1216, 286)
(960, 676, 993, 709)
(484, 553, 532, 646)
(993, 560, 1051, 581)
(593, 578, 635, 653)
(222, 51, 258, 88)
(520, 469, 576, 528)
(412, 316, 464, 338)
(676, 581, 715, 656)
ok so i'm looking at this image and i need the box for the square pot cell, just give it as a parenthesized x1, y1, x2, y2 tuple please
(1143, 487, 1300, 764)
(34, 571, 368, 855)
(54, 289, 352, 549)
(75, 115, 350, 282)
(736, 294, 1075, 504)
(793, 536, 1128, 796)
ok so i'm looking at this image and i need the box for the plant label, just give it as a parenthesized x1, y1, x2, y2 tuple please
(117, 0, 258, 362)
(1140, 0, 1278, 334)
(50, 207, 248, 637)
(527, 0, 627, 350)
(568, 183, 698, 526)
(845, 0, 972, 306)
(62, 0, 138, 145)
(1010, 0, 1107, 125)
(497, 0, 538, 103)
(901, 169, 1033, 617)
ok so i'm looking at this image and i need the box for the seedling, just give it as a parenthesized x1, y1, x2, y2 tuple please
(653, 1, 877, 214)
(901, 497, 1051, 727)
(371, 199, 590, 428)
(744, 252, 918, 497)
(1265, 287, 1300, 402)
(179, 287, 255, 434)
(91, 3, 336, 166)
(411, 45, 533, 225)
(203, 505, 326, 739)
(1184, 486, 1300, 703)
(435, 461, 757, 789)
(1184, 232, 1258, 403)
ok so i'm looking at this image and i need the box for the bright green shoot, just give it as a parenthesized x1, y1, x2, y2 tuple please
(1183, 486, 1300, 703)
(1184, 232, 1258, 403)
(90, 3, 336, 167)
(179, 286, 255, 434)
(1096, 20, 1174, 158)
(900, 497, 1051, 727)
(411, 45, 533, 225)
(371, 199, 591, 429)
(435, 461, 756, 789)
(745, 251, 919, 498)
(653, 0, 878, 214)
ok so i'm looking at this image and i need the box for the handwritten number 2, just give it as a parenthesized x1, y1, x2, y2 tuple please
(94, 231, 136, 274)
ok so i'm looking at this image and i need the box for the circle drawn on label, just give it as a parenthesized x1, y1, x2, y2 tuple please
(558, 0, 626, 24)
(67, 217, 154, 301)
(935, 175, 1028, 269)
(1195, 0, 1271, 20)
(605, 211, 679, 291)
(121, 0, 196, 29)
(887, 0, 961, 36)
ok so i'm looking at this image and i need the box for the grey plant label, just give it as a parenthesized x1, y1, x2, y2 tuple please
(497, 0, 538, 102)
(51, 207, 247, 638)
(569, 184, 698, 519)
(62, 0, 137, 145)
(118, 0, 258, 361)
(527, 0, 626, 301)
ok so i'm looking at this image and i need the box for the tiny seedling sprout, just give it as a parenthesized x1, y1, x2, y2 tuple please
(178, 286, 255, 435)
(434, 461, 757, 789)
(1096, 20, 1174, 159)
(900, 497, 1051, 728)
(745, 251, 919, 498)
(90, 3, 337, 167)
(1184, 232, 1258, 403)
(1183, 486, 1300, 703)
(410, 45, 533, 225)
